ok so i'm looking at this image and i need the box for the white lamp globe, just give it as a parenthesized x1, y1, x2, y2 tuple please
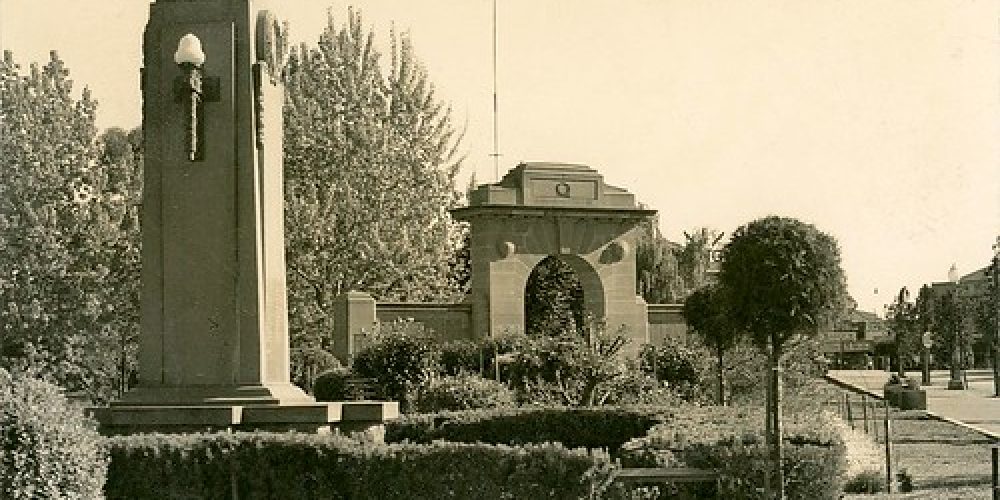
(174, 34, 206, 65)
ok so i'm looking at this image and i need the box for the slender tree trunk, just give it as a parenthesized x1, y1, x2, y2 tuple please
(896, 341, 905, 378)
(717, 345, 725, 405)
(771, 342, 785, 500)
(764, 343, 773, 500)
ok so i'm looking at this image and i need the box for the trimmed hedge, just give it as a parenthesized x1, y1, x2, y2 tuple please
(386, 406, 666, 454)
(620, 406, 847, 499)
(104, 431, 617, 499)
(0, 368, 108, 500)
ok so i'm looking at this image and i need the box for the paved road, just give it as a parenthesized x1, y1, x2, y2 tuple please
(826, 369, 1000, 440)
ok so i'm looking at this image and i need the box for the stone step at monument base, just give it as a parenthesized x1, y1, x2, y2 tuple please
(111, 383, 317, 406)
(92, 401, 399, 441)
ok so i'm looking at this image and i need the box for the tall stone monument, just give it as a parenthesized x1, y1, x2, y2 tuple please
(96, 0, 396, 433)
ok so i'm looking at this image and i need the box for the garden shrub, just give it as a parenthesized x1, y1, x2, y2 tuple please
(291, 345, 342, 393)
(844, 469, 885, 494)
(437, 339, 483, 376)
(104, 431, 617, 499)
(639, 340, 707, 399)
(0, 368, 108, 499)
(313, 367, 356, 401)
(494, 319, 634, 406)
(620, 405, 847, 499)
(352, 320, 440, 408)
(413, 373, 515, 412)
(387, 406, 666, 454)
(601, 370, 685, 406)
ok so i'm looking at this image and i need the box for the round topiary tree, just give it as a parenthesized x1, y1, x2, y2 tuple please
(718, 216, 849, 500)
(683, 283, 741, 405)
(0, 368, 108, 499)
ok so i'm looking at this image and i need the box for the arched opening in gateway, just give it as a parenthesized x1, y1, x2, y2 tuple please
(524, 256, 587, 337)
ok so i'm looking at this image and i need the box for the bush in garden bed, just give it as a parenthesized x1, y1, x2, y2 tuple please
(351, 320, 440, 408)
(386, 405, 668, 454)
(104, 431, 618, 499)
(413, 373, 516, 412)
(313, 367, 356, 401)
(437, 340, 484, 376)
(0, 368, 108, 500)
(620, 406, 848, 500)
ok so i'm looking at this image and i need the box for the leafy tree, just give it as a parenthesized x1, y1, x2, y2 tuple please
(914, 284, 934, 339)
(524, 256, 585, 337)
(930, 291, 969, 372)
(283, 9, 465, 373)
(635, 222, 722, 304)
(92, 127, 142, 398)
(887, 287, 918, 377)
(635, 218, 686, 303)
(982, 257, 1000, 389)
(678, 227, 723, 293)
(717, 216, 848, 500)
(683, 283, 741, 404)
(0, 51, 140, 402)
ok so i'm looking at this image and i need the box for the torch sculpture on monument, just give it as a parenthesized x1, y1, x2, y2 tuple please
(94, 0, 397, 435)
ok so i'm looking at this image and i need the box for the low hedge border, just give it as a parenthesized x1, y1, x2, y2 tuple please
(105, 431, 617, 499)
(620, 406, 848, 500)
(386, 405, 669, 454)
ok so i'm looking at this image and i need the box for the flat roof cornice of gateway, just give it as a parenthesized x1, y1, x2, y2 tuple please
(450, 205, 657, 221)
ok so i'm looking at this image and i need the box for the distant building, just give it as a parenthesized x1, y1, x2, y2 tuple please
(820, 309, 891, 369)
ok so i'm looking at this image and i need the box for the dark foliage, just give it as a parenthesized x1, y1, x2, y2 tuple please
(0, 368, 108, 499)
(104, 431, 616, 499)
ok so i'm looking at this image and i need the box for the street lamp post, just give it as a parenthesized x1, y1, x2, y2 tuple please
(992, 237, 999, 398)
(922, 331, 932, 386)
(947, 267, 967, 390)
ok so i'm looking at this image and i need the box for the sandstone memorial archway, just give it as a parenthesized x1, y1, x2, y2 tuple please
(452, 163, 656, 352)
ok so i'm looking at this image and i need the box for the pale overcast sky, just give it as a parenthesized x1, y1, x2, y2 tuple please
(2, 0, 998, 314)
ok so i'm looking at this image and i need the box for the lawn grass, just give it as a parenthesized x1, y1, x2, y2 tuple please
(832, 400, 996, 500)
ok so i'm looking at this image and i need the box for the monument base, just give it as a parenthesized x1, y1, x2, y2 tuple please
(92, 400, 399, 440)
(112, 383, 316, 406)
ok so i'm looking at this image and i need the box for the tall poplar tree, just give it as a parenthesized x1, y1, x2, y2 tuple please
(283, 10, 465, 362)
(0, 51, 140, 402)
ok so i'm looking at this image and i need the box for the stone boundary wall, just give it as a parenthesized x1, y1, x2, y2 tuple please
(647, 303, 688, 346)
(332, 291, 691, 364)
(376, 302, 474, 343)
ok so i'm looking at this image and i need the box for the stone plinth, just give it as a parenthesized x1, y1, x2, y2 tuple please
(95, 401, 399, 437)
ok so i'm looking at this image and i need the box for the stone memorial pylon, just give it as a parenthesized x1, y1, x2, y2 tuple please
(96, 0, 396, 434)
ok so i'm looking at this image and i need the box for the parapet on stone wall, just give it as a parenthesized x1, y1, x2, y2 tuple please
(376, 303, 474, 343)
(331, 291, 473, 364)
(647, 303, 688, 346)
